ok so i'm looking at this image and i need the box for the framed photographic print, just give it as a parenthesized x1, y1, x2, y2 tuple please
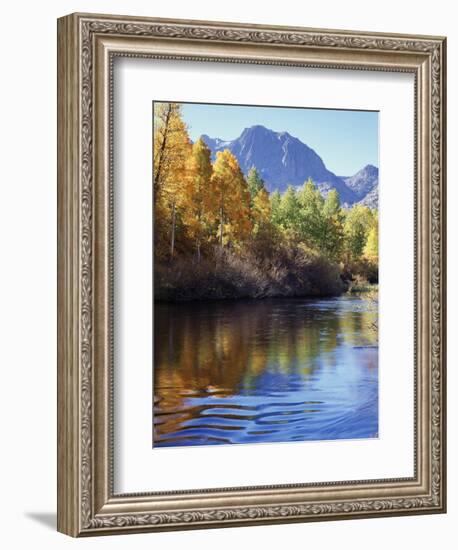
(57, 13, 446, 536)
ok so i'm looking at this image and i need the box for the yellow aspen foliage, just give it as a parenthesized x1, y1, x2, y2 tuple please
(182, 137, 213, 261)
(154, 102, 191, 198)
(252, 188, 271, 233)
(211, 150, 252, 249)
(153, 102, 192, 259)
(364, 214, 378, 263)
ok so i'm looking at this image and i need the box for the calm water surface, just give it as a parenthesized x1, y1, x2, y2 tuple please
(153, 295, 378, 447)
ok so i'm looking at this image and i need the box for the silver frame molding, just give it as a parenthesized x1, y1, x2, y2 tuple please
(57, 12, 446, 537)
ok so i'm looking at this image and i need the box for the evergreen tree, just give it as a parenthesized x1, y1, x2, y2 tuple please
(279, 185, 302, 233)
(270, 190, 282, 226)
(246, 167, 265, 205)
(297, 179, 325, 250)
(343, 204, 373, 261)
(321, 190, 345, 260)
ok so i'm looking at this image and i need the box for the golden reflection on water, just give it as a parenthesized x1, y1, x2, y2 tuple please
(153, 296, 378, 446)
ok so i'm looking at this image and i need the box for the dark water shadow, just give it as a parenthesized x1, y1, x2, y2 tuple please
(25, 512, 56, 530)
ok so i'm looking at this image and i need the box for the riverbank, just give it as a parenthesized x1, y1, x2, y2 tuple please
(154, 248, 346, 302)
(347, 281, 379, 294)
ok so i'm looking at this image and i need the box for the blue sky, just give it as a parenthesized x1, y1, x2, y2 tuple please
(180, 102, 378, 177)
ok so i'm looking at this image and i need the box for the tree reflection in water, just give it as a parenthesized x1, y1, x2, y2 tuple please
(153, 295, 378, 447)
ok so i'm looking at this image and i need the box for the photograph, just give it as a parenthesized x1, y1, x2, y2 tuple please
(54, 11, 446, 537)
(153, 101, 379, 448)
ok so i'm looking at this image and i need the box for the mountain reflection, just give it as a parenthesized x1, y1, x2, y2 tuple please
(154, 296, 378, 447)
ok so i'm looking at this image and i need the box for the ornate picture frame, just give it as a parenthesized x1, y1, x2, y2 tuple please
(57, 12, 446, 536)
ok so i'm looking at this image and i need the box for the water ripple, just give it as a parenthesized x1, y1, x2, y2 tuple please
(153, 296, 379, 447)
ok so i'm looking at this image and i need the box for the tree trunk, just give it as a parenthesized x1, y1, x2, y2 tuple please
(220, 204, 224, 250)
(153, 105, 172, 203)
(196, 207, 202, 263)
(170, 202, 176, 260)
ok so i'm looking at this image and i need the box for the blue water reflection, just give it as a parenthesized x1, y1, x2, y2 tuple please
(153, 295, 378, 447)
